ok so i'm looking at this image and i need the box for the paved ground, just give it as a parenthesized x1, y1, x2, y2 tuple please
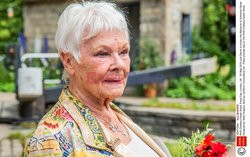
(0, 93, 19, 119)
(0, 93, 32, 157)
(0, 124, 12, 140)
(0, 138, 23, 157)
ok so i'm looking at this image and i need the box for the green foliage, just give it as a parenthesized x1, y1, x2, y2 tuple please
(0, 57, 15, 92)
(7, 129, 35, 147)
(0, 0, 23, 53)
(143, 98, 235, 111)
(165, 142, 179, 157)
(0, 57, 62, 92)
(0, 60, 14, 82)
(166, 0, 235, 100)
(6, 123, 37, 149)
(24, 58, 62, 80)
(24, 58, 62, 87)
(133, 38, 164, 70)
(166, 32, 235, 100)
(192, 29, 235, 77)
(8, 132, 26, 141)
(201, 0, 229, 50)
(174, 125, 212, 157)
(20, 122, 38, 128)
(0, 82, 15, 92)
(166, 74, 235, 100)
(166, 126, 231, 157)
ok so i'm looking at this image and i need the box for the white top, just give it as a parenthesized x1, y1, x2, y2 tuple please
(125, 126, 159, 157)
(99, 121, 159, 157)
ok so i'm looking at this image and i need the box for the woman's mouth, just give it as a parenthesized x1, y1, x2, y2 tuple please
(103, 79, 123, 84)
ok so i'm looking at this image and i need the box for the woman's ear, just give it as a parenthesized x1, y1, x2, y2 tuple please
(60, 52, 76, 76)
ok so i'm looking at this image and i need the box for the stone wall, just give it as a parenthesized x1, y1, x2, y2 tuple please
(164, 0, 203, 64)
(120, 106, 235, 142)
(23, 0, 139, 53)
(23, 0, 203, 65)
(23, 1, 69, 52)
(140, 0, 166, 58)
(139, 0, 203, 65)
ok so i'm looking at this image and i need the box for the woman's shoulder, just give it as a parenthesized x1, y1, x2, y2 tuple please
(25, 102, 77, 146)
(37, 102, 76, 134)
(24, 102, 80, 156)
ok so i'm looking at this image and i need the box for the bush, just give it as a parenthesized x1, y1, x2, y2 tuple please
(133, 38, 164, 70)
(0, 56, 15, 92)
(166, 74, 235, 100)
(0, 0, 23, 53)
(192, 29, 235, 77)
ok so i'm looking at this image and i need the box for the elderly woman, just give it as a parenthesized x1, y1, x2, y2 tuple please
(24, 1, 167, 157)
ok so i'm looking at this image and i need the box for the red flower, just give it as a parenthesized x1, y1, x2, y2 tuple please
(196, 134, 214, 156)
(204, 134, 214, 145)
(195, 134, 227, 157)
(210, 142, 227, 157)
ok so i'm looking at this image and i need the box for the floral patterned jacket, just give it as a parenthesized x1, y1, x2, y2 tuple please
(23, 88, 166, 157)
(23, 87, 130, 157)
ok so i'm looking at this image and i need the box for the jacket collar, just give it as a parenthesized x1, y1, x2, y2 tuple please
(58, 87, 127, 151)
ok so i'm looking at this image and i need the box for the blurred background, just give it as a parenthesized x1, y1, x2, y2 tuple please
(0, 0, 235, 156)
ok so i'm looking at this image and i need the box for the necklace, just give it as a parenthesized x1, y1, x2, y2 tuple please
(93, 113, 128, 137)
(72, 90, 128, 136)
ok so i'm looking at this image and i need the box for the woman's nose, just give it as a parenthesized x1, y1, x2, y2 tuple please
(110, 53, 126, 71)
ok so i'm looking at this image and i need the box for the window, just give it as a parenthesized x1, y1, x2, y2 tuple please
(181, 14, 191, 54)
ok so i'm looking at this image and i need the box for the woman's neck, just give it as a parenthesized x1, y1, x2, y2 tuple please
(68, 84, 113, 119)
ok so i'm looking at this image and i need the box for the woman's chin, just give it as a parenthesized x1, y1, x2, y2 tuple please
(102, 88, 124, 99)
(100, 83, 125, 97)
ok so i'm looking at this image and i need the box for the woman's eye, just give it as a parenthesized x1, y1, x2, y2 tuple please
(94, 52, 110, 57)
(120, 50, 128, 56)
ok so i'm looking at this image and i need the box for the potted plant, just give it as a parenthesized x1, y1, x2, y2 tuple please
(133, 38, 164, 98)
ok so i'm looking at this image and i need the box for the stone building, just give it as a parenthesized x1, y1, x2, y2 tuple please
(23, 0, 202, 65)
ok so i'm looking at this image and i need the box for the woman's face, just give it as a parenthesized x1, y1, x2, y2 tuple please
(68, 30, 130, 101)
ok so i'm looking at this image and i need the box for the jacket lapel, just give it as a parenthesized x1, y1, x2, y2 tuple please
(59, 88, 166, 157)
(58, 88, 110, 151)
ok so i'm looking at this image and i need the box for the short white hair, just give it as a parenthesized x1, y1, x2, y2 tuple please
(55, 1, 129, 61)
(55, 1, 129, 82)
